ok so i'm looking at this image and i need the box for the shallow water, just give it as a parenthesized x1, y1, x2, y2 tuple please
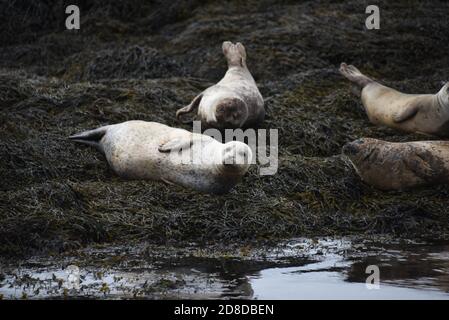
(1, 237, 448, 299)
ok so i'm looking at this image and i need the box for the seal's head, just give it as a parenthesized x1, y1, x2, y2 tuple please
(214, 97, 249, 128)
(437, 82, 449, 107)
(220, 141, 252, 173)
(206, 141, 252, 194)
(342, 138, 388, 188)
(342, 138, 381, 168)
(222, 41, 247, 68)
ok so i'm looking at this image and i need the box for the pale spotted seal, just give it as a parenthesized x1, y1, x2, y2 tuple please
(176, 41, 265, 129)
(69, 120, 252, 194)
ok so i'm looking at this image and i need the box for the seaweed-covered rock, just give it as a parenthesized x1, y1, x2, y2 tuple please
(66, 46, 184, 81)
(1, 0, 449, 257)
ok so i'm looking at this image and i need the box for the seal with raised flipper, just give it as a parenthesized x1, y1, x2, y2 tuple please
(176, 41, 265, 129)
(69, 120, 252, 194)
(342, 138, 449, 190)
(339, 63, 449, 137)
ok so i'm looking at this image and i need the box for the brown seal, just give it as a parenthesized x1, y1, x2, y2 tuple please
(176, 41, 265, 129)
(342, 138, 449, 190)
(69, 120, 252, 194)
(339, 63, 449, 137)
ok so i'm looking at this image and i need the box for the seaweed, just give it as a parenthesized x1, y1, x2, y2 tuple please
(1, 0, 449, 257)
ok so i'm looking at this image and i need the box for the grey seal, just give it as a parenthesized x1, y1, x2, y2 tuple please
(340, 63, 449, 137)
(343, 138, 449, 190)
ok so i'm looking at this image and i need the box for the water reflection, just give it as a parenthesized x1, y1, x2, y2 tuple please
(345, 243, 449, 296)
(0, 238, 448, 299)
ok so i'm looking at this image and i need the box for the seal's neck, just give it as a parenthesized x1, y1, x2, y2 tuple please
(436, 84, 449, 109)
(227, 57, 248, 70)
(225, 65, 253, 84)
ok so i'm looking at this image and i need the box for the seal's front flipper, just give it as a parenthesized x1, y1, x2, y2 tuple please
(176, 94, 203, 124)
(393, 104, 420, 123)
(339, 63, 373, 88)
(403, 149, 438, 183)
(158, 136, 194, 153)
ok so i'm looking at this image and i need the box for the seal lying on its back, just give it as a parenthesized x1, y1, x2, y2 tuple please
(339, 63, 449, 137)
(343, 138, 449, 190)
(69, 121, 252, 194)
(176, 41, 265, 129)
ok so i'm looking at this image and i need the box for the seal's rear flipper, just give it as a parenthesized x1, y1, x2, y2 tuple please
(223, 41, 247, 68)
(176, 94, 203, 124)
(69, 126, 108, 153)
(339, 63, 373, 88)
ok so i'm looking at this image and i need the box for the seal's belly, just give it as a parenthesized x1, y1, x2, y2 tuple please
(163, 163, 221, 192)
(105, 138, 164, 180)
(109, 148, 226, 193)
(362, 85, 405, 123)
